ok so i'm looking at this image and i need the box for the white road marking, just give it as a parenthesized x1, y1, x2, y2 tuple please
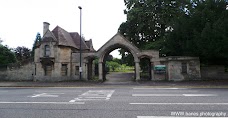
(137, 116, 228, 118)
(133, 88, 187, 90)
(70, 90, 115, 102)
(183, 94, 217, 96)
(28, 93, 64, 98)
(132, 94, 182, 97)
(132, 94, 217, 97)
(35, 90, 82, 93)
(130, 103, 228, 105)
(70, 97, 110, 102)
(0, 102, 84, 104)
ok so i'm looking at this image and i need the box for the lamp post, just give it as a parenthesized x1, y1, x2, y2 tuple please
(78, 6, 82, 80)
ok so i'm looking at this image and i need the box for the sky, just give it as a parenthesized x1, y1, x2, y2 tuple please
(0, 0, 126, 58)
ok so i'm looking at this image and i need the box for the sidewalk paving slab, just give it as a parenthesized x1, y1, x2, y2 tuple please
(1, 80, 228, 88)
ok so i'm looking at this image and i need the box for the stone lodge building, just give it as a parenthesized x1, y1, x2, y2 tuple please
(34, 22, 96, 81)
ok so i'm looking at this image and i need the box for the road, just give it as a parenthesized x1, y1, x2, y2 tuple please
(0, 87, 228, 118)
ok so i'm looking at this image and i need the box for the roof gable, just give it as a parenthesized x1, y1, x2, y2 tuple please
(42, 30, 57, 42)
(85, 39, 95, 51)
(69, 32, 89, 50)
(52, 26, 78, 49)
(97, 33, 140, 53)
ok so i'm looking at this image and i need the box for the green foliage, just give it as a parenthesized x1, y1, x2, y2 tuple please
(106, 61, 120, 71)
(118, 48, 134, 66)
(119, 0, 191, 65)
(105, 55, 113, 61)
(140, 57, 150, 72)
(14, 46, 32, 62)
(0, 44, 16, 65)
(119, 0, 228, 65)
(112, 58, 122, 64)
(119, 0, 189, 48)
(116, 64, 134, 72)
(32, 32, 41, 57)
(163, 0, 228, 64)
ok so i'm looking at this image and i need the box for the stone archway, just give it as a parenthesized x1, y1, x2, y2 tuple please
(83, 33, 160, 81)
(96, 33, 141, 81)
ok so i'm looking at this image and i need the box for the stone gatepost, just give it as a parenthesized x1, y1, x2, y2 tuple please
(98, 62, 103, 81)
(150, 62, 155, 80)
(135, 62, 140, 81)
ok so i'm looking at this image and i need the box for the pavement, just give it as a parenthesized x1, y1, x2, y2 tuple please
(1, 72, 228, 88)
(1, 79, 228, 88)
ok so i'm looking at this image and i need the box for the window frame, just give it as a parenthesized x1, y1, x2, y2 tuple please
(61, 64, 68, 76)
(44, 45, 50, 57)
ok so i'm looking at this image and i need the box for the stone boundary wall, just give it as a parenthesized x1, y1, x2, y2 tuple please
(201, 65, 228, 80)
(0, 59, 34, 81)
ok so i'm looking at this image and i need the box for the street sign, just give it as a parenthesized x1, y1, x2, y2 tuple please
(154, 65, 166, 70)
(154, 65, 166, 74)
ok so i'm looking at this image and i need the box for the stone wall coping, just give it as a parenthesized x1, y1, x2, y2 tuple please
(153, 56, 199, 62)
(166, 56, 199, 61)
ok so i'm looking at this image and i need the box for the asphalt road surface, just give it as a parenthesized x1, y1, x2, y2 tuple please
(0, 87, 228, 118)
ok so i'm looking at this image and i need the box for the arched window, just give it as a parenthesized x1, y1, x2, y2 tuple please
(44, 45, 50, 57)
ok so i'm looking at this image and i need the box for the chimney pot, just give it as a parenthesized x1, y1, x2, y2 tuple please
(43, 22, 50, 36)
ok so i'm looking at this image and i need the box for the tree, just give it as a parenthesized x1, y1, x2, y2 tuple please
(32, 32, 41, 57)
(0, 42, 16, 65)
(112, 58, 122, 64)
(119, 0, 190, 48)
(120, 0, 228, 65)
(119, 49, 134, 66)
(107, 61, 121, 71)
(105, 54, 113, 62)
(163, 0, 228, 64)
(14, 46, 32, 62)
(118, 0, 190, 64)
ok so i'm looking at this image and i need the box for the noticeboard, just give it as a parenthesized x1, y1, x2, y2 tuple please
(154, 65, 166, 74)
(154, 65, 166, 70)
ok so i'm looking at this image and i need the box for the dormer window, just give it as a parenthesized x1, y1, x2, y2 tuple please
(44, 45, 50, 57)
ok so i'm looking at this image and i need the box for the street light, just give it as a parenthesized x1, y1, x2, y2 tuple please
(78, 6, 82, 80)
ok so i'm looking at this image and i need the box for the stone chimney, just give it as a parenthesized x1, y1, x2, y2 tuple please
(43, 22, 50, 36)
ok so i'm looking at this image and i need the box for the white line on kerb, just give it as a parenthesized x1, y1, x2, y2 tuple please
(130, 103, 228, 105)
(0, 102, 85, 104)
(133, 88, 187, 90)
(132, 94, 217, 97)
(137, 116, 228, 118)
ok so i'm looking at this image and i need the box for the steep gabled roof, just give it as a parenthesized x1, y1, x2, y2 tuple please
(69, 32, 89, 50)
(42, 30, 58, 42)
(52, 26, 78, 49)
(85, 39, 95, 51)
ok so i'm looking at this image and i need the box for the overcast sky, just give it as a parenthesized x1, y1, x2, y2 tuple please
(0, 0, 126, 58)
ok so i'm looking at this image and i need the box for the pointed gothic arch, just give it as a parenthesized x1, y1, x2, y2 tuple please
(96, 33, 141, 81)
